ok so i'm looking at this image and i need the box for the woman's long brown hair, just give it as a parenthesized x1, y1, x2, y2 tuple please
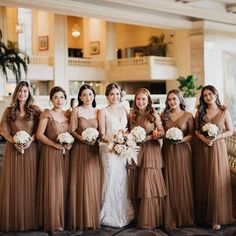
(8, 81, 40, 121)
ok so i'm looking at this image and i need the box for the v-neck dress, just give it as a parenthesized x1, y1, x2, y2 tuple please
(0, 106, 40, 231)
(37, 109, 70, 231)
(129, 113, 166, 229)
(69, 107, 102, 230)
(194, 109, 234, 225)
(162, 111, 195, 227)
(99, 107, 134, 227)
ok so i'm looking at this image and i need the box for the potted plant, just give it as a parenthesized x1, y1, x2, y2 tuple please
(177, 74, 203, 111)
(148, 34, 172, 57)
(0, 30, 28, 84)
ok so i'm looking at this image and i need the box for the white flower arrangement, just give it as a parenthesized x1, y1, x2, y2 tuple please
(81, 127, 99, 144)
(57, 132, 74, 154)
(165, 127, 183, 144)
(13, 130, 31, 154)
(130, 126, 146, 143)
(108, 130, 140, 164)
(202, 123, 219, 139)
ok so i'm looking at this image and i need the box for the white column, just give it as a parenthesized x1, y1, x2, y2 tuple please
(54, 14, 68, 92)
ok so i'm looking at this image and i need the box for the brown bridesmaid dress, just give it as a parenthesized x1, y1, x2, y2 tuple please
(162, 112, 195, 228)
(69, 108, 102, 230)
(194, 110, 234, 226)
(0, 106, 40, 231)
(130, 114, 166, 229)
(37, 109, 70, 231)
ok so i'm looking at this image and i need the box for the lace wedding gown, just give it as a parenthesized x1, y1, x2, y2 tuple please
(100, 107, 134, 227)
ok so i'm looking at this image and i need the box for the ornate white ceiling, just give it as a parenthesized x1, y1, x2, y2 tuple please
(0, 0, 236, 28)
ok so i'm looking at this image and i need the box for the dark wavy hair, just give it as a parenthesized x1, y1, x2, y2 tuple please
(77, 84, 96, 108)
(8, 81, 39, 121)
(131, 88, 156, 124)
(197, 85, 225, 125)
(105, 83, 121, 97)
(49, 86, 67, 100)
(162, 89, 186, 121)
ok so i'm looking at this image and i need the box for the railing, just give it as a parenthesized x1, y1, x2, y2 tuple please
(151, 56, 175, 65)
(68, 57, 105, 68)
(108, 56, 175, 68)
(29, 56, 53, 65)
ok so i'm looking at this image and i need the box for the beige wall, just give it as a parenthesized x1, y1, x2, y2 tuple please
(6, 7, 17, 43)
(32, 10, 54, 56)
(83, 17, 106, 59)
(67, 16, 83, 49)
(115, 23, 174, 58)
(166, 29, 192, 92)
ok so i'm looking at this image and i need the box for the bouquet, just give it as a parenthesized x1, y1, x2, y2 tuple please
(13, 130, 31, 154)
(165, 127, 183, 144)
(130, 126, 146, 143)
(202, 123, 219, 139)
(81, 127, 99, 145)
(108, 130, 139, 164)
(57, 132, 74, 154)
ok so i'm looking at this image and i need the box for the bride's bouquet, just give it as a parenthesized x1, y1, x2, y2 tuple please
(202, 123, 219, 139)
(57, 132, 74, 154)
(81, 127, 99, 145)
(165, 127, 183, 144)
(13, 130, 31, 154)
(130, 126, 146, 143)
(108, 130, 139, 164)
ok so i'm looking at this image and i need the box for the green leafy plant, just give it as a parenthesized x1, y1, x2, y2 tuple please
(148, 34, 172, 57)
(0, 30, 28, 84)
(177, 75, 203, 97)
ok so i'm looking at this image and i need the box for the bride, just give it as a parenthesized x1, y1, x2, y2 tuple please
(98, 83, 134, 227)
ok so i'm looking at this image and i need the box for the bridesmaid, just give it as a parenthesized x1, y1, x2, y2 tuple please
(129, 88, 166, 229)
(194, 85, 234, 230)
(0, 81, 40, 231)
(69, 84, 101, 230)
(36, 86, 71, 231)
(162, 89, 195, 229)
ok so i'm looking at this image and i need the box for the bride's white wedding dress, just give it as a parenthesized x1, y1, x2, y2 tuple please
(100, 107, 134, 227)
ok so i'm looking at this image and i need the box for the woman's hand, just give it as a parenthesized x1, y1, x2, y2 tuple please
(14, 143, 24, 153)
(23, 138, 33, 149)
(152, 129, 162, 139)
(65, 143, 72, 150)
(54, 143, 63, 150)
(201, 135, 214, 146)
(101, 134, 110, 143)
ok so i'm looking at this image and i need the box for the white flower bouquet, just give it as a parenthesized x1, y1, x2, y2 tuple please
(165, 127, 183, 144)
(81, 127, 99, 145)
(13, 130, 31, 154)
(57, 132, 74, 154)
(202, 123, 219, 139)
(108, 130, 140, 164)
(130, 126, 146, 143)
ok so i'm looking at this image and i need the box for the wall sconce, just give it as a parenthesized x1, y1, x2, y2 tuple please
(16, 22, 24, 34)
(72, 24, 80, 38)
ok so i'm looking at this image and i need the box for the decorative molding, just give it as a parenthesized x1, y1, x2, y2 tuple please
(190, 29, 204, 36)
(190, 28, 236, 38)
